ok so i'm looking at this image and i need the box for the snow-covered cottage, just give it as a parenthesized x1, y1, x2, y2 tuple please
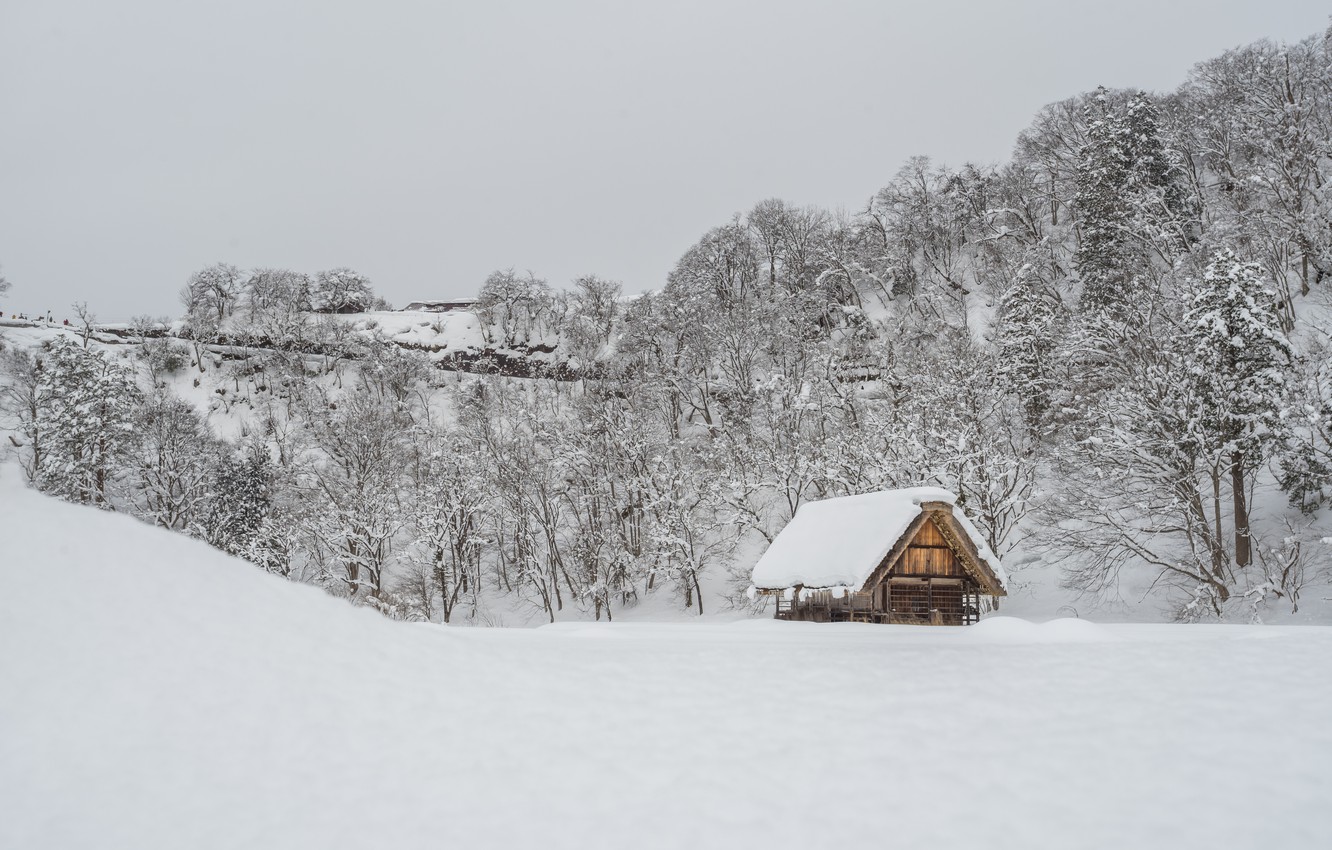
(749, 487, 1006, 625)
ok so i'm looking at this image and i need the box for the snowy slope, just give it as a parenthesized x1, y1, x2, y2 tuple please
(1, 469, 1330, 849)
(335, 309, 489, 353)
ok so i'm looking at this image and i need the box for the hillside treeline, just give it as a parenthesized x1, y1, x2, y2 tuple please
(5, 26, 1332, 622)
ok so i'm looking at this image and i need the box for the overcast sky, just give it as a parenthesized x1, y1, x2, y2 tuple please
(1, 1, 1327, 319)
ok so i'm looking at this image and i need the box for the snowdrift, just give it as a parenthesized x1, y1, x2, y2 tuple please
(1, 471, 1330, 849)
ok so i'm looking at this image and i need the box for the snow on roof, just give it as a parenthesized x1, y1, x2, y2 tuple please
(749, 486, 1006, 593)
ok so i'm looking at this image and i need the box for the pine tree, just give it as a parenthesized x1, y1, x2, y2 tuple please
(1184, 249, 1293, 568)
(35, 337, 141, 505)
(1277, 344, 1332, 513)
(996, 264, 1059, 431)
(1075, 88, 1190, 315)
(197, 439, 275, 560)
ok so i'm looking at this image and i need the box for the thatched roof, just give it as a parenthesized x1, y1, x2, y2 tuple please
(749, 487, 1007, 595)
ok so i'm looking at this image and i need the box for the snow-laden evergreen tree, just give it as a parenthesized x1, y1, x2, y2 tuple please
(207, 449, 270, 547)
(1074, 88, 1190, 315)
(1277, 345, 1332, 513)
(996, 263, 1059, 431)
(196, 438, 285, 570)
(35, 336, 141, 505)
(1184, 249, 1293, 568)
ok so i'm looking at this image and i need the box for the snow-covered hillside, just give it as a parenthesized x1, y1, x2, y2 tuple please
(2, 469, 1328, 849)
(2, 316, 1330, 625)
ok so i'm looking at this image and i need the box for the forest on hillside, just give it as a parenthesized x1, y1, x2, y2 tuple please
(4, 25, 1332, 623)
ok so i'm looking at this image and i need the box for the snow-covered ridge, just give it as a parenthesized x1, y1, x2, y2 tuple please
(0, 309, 575, 378)
(339, 310, 489, 352)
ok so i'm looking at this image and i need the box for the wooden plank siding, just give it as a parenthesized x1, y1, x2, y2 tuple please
(895, 517, 965, 577)
(896, 547, 963, 575)
(911, 517, 949, 547)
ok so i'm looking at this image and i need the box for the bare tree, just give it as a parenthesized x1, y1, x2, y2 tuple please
(72, 301, 97, 348)
(183, 262, 245, 325)
(0, 347, 46, 481)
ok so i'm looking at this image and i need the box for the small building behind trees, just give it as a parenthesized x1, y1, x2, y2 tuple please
(750, 487, 1006, 625)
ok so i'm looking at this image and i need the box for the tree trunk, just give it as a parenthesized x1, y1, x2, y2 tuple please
(1232, 450, 1251, 569)
(1209, 464, 1225, 574)
(435, 563, 452, 624)
(346, 539, 361, 596)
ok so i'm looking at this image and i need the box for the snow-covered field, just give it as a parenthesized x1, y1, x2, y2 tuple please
(2, 470, 1329, 849)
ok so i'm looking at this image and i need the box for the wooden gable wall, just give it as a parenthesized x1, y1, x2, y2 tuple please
(890, 517, 964, 578)
(851, 505, 1005, 599)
